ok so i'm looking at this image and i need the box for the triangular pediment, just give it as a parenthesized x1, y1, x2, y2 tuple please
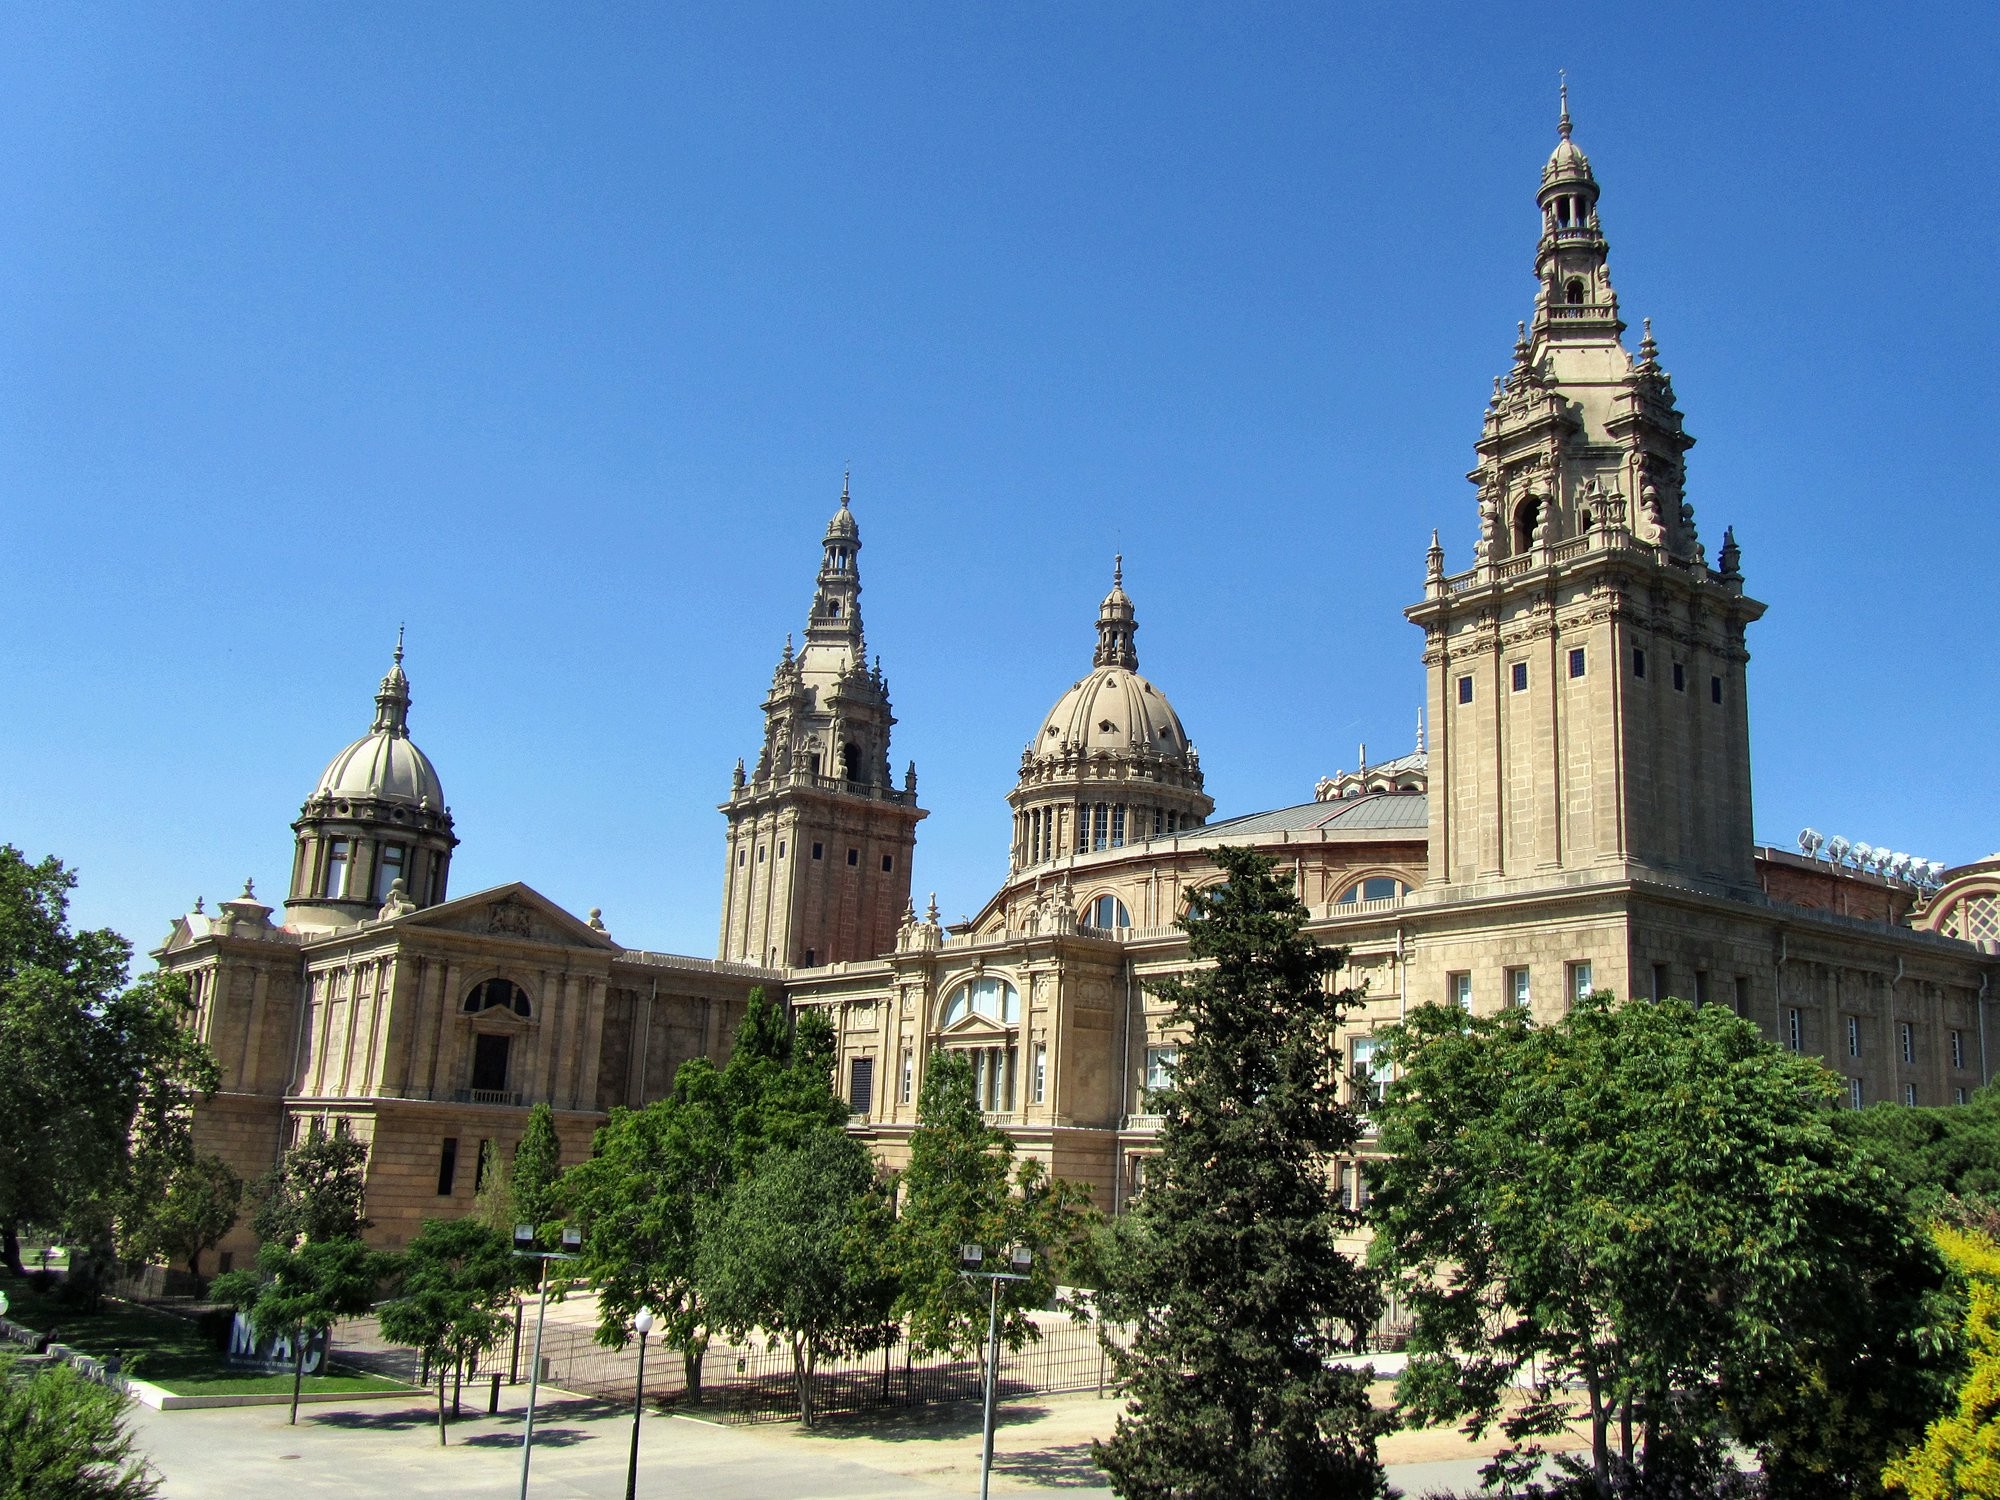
(941, 1012, 1014, 1042)
(389, 882, 621, 951)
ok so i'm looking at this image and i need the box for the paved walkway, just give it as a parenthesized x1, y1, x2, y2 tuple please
(126, 1381, 1548, 1498)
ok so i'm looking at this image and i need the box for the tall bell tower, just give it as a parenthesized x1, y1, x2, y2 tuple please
(718, 481, 926, 968)
(1408, 91, 1766, 896)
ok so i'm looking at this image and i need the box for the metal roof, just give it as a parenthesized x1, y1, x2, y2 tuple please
(1194, 792, 1428, 840)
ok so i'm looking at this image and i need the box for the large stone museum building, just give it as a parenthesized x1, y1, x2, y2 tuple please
(159, 109, 2000, 1264)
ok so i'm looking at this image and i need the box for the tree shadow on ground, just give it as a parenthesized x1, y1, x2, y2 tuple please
(993, 1441, 1106, 1488)
(790, 1403, 1054, 1444)
(308, 1406, 436, 1431)
(461, 1426, 593, 1449)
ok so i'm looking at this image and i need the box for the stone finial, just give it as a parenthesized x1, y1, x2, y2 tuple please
(1558, 70, 1571, 140)
(905, 761, 918, 795)
(1416, 705, 1427, 756)
(1425, 527, 1445, 581)
(193, 896, 204, 914)
(732, 758, 746, 791)
(926, 892, 940, 925)
(242, 877, 256, 899)
(1719, 526, 1742, 578)
(587, 907, 606, 932)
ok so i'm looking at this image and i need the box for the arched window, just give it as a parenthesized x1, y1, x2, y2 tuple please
(1514, 496, 1543, 553)
(942, 976, 1021, 1026)
(841, 743, 862, 781)
(1337, 877, 1408, 905)
(463, 978, 532, 1018)
(1566, 278, 1585, 305)
(1083, 894, 1131, 930)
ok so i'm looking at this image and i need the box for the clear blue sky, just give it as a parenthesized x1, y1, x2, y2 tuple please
(4, 4, 1995, 958)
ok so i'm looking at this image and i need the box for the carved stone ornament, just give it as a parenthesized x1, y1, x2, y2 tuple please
(487, 899, 533, 937)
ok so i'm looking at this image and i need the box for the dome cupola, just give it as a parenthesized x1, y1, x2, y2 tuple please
(1007, 561, 1213, 874)
(286, 632, 459, 931)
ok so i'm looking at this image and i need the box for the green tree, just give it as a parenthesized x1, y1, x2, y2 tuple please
(696, 1127, 895, 1426)
(123, 1152, 242, 1279)
(1836, 1084, 2000, 1209)
(1884, 1222, 2000, 1498)
(249, 1127, 369, 1247)
(563, 1060, 732, 1395)
(469, 1145, 516, 1237)
(211, 1237, 382, 1425)
(511, 1102, 563, 1231)
(0, 848, 222, 1277)
(888, 1049, 1095, 1357)
(1370, 993, 1956, 1497)
(377, 1218, 517, 1444)
(0, 1359, 159, 1500)
(1094, 847, 1390, 1500)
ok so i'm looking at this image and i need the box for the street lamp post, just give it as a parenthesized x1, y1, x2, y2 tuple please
(513, 1224, 582, 1500)
(958, 1243, 1032, 1500)
(625, 1306, 654, 1500)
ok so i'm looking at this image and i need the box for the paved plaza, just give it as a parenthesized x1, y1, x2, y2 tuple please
(126, 1380, 1534, 1498)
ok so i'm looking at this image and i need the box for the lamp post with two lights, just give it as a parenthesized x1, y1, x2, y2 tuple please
(958, 1243, 1032, 1500)
(512, 1223, 581, 1500)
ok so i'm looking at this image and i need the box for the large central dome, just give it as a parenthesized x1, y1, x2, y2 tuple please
(1007, 561, 1213, 873)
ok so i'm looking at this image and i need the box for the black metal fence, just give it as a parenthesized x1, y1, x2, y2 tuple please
(341, 1309, 1122, 1425)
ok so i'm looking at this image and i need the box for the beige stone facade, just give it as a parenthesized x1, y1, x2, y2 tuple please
(160, 110, 1998, 1267)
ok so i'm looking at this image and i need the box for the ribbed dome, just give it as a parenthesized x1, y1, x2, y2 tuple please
(1542, 134, 1593, 187)
(1037, 668, 1193, 762)
(314, 730, 445, 808)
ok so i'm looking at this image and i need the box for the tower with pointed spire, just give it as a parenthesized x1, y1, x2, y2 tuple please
(718, 481, 926, 967)
(286, 631, 459, 930)
(1407, 93, 1766, 894)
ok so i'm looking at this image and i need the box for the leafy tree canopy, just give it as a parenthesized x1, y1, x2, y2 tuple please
(378, 1217, 517, 1444)
(888, 1048, 1096, 1358)
(122, 1152, 241, 1279)
(211, 1236, 383, 1424)
(1371, 993, 1958, 1498)
(1835, 1084, 2000, 1210)
(249, 1128, 369, 1248)
(0, 1359, 159, 1500)
(1884, 1222, 2000, 1498)
(696, 1125, 895, 1426)
(511, 1102, 563, 1231)
(1095, 847, 1390, 1500)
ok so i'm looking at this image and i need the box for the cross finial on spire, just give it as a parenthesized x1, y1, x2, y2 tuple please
(1559, 70, 1571, 139)
(394, 623, 405, 666)
(840, 466, 851, 508)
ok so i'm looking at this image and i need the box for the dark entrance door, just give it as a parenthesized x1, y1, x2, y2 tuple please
(471, 1033, 511, 1096)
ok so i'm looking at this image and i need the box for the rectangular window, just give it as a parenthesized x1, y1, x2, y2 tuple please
(777, 841, 786, 859)
(1032, 1042, 1047, 1104)
(1354, 1162, 1371, 1210)
(1786, 1008, 1803, 1054)
(1568, 647, 1586, 679)
(1449, 972, 1472, 1011)
(1951, 1029, 1965, 1071)
(737, 849, 746, 866)
(1111, 805, 1126, 847)
(881, 854, 894, 872)
(375, 844, 406, 903)
(812, 842, 823, 860)
(323, 838, 350, 898)
(757, 845, 765, 862)
(1846, 1016, 1861, 1058)
(848, 1056, 874, 1116)
(1569, 961, 1594, 1005)
(1093, 803, 1109, 851)
(847, 847, 859, 866)
(1673, 662, 1686, 692)
(1904, 1083, 1918, 1107)
(1650, 964, 1667, 1003)
(1849, 1077, 1865, 1110)
(1457, 675, 1473, 705)
(1694, 971, 1710, 1007)
(1507, 967, 1531, 1008)
(1734, 975, 1750, 1016)
(1710, 675, 1723, 704)
(1633, 647, 1647, 679)
(803, 947, 816, 967)
(436, 1137, 458, 1197)
(1338, 1163, 1354, 1211)
(1144, 1045, 1179, 1096)
(1956, 1087, 1969, 1106)
(1350, 1035, 1390, 1103)
(1900, 1021, 1915, 1065)
(1510, 661, 1528, 692)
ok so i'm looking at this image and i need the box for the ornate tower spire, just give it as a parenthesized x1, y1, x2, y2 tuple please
(371, 628, 412, 736)
(1092, 554, 1139, 670)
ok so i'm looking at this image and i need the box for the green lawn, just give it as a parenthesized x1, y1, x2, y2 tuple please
(0, 1273, 408, 1396)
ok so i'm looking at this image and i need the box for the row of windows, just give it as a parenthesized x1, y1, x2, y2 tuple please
(1019, 803, 1194, 862)
(320, 837, 442, 903)
(1827, 1015, 1971, 1071)
(1842, 1076, 1973, 1109)
(1455, 648, 1726, 705)
(738, 840, 893, 873)
(1445, 961, 1598, 1011)
(859, 1041, 1054, 1117)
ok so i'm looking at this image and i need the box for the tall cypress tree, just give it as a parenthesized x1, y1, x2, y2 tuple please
(1095, 847, 1390, 1500)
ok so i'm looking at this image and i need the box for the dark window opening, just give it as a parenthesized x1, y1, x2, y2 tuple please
(881, 854, 894, 872)
(1568, 647, 1586, 679)
(436, 1137, 458, 1196)
(849, 1056, 875, 1115)
(842, 743, 861, 781)
(1457, 676, 1473, 705)
(1566, 278, 1585, 305)
(1634, 647, 1647, 678)
(1511, 662, 1528, 692)
(471, 1034, 511, 1095)
(847, 848, 859, 866)
(1673, 662, 1686, 692)
(804, 948, 816, 966)
(1711, 675, 1723, 704)
(464, 978, 532, 1017)
(1513, 495, 1543, 553)
(812, 842, 823, 860)
(777, 841, 786, 858)
(219, 1251, 234, 1274)
(757, 845, 765, 862)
